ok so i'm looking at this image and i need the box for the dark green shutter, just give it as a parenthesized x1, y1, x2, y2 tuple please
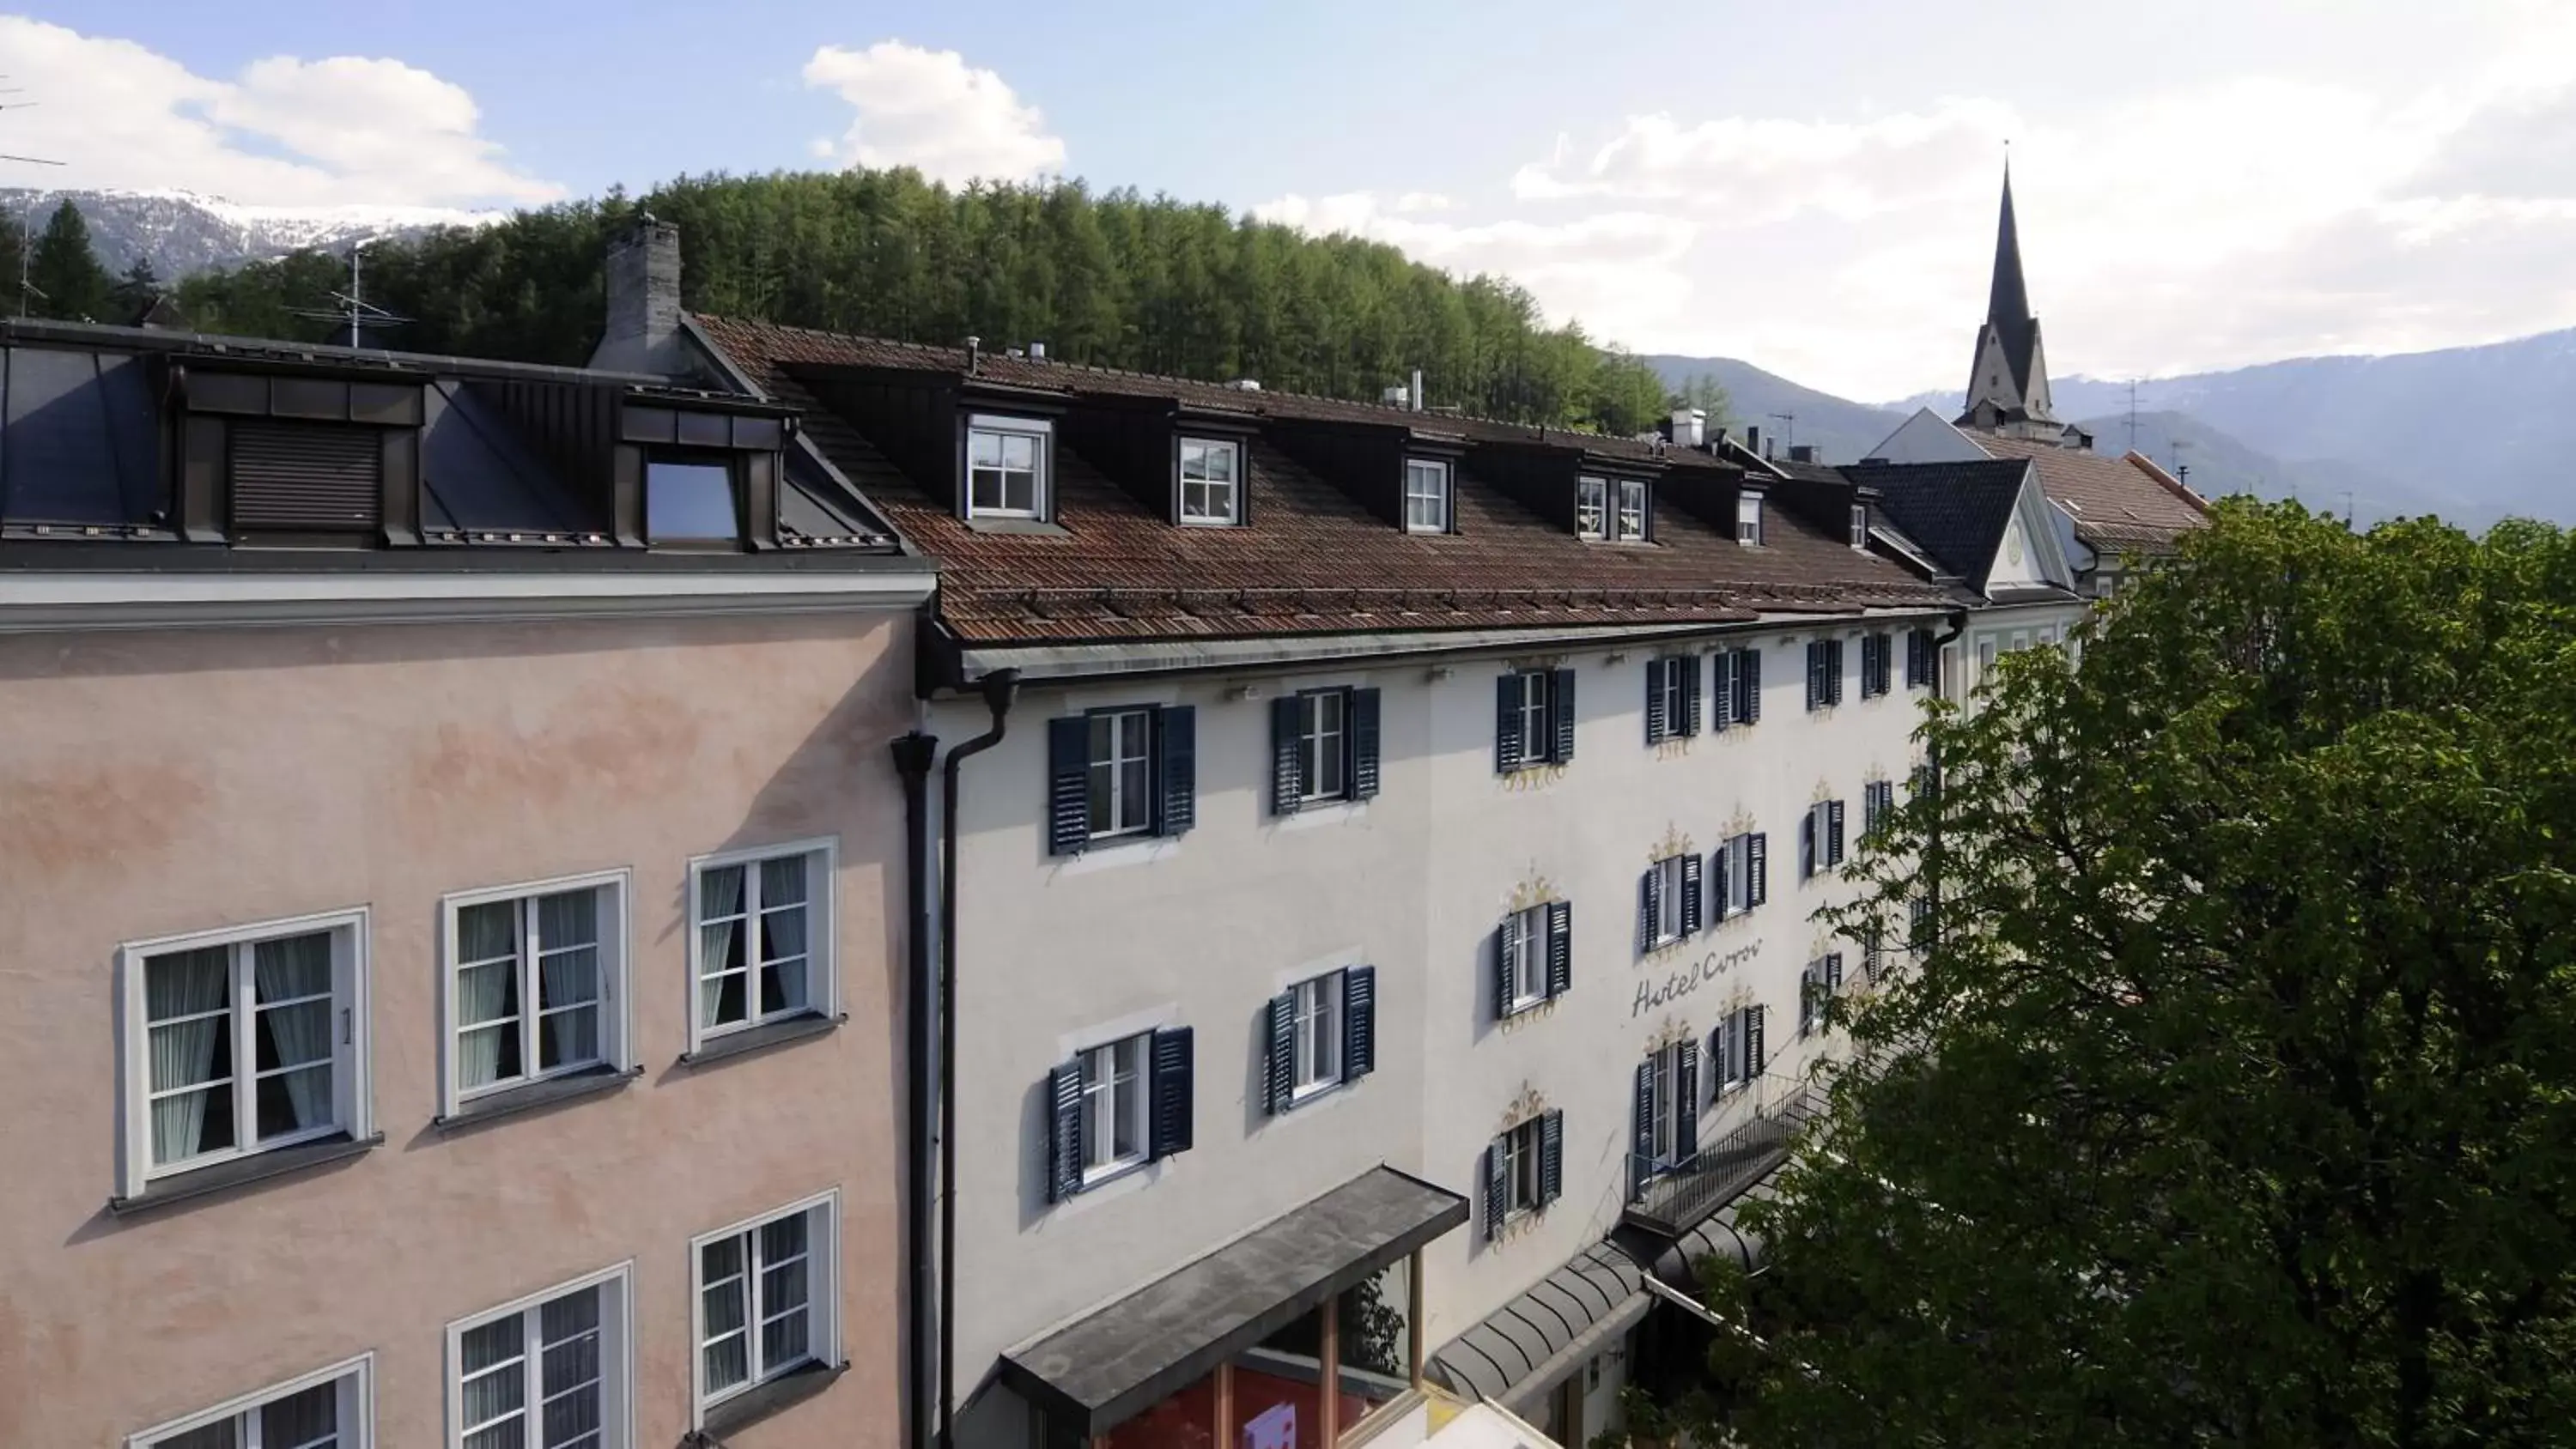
(1800, 962, 1820, 1036)
(1742, 649, 1763, 723)
(1829, 799, 1846, 865)
(1351, 688, 1382, 799)
(1047, 718, 1091, 856)
(1710, 1021, 1731, 1097)
(1271, 695, 1304, 815)
(1831, 640, 1846, 705)
(1675, 1040, 1700, 1161)
(1712, 651, 1736, 729)
(1495, 673, 1524, 773)
(1826, 952, 1844, 992)
(1631, 1060, 1656, 1195)
(1048, 1062, 1084, 1202)
(1638, 867, 1661, 952)
(1749, 834, 1768, 906)
(1482, 1139, 1507, 1240)
(1343, 967, 1376, 1081)
(1748, 1005, 1768, 1078)
(1154, 706, 1196, 836)
(1266, 992, 1296, 1115)
(1546, 900, 1573, 997)
(1551, 668, 1578, 763)
(1680, 852, 1704, 936)
(1644, 658, 1668, 745)
(1150, 1028, 1193, 1158)
(1492, 925, 1516, 1020)
(1800, 809, 1816, 881)
(1683, 653, 1704, 736)
(1806, 642, 1826, 711)
(1540, 1110, 1564, 1206)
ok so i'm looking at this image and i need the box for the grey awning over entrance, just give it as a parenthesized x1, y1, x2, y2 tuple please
(1425, 1242, 1651, 1413)
(1648, 1173, 1782, 1287)
(998, 1166, 1469, 1437)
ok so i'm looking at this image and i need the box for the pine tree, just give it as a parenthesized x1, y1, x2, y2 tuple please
(107, 258, 161, 323)
(27, 200, 112, 323)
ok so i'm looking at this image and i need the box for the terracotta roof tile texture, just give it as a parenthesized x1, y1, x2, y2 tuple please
(1971, 433, 2207, 554)
(695, 314, 1959, 645)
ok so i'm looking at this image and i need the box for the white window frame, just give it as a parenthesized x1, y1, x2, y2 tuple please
(685, 838, 839, 1056)
(1615, 477, 1648, 541)
(1087, 707, 1158, 839)
(1576, 475, 1607, 539)
(1736, 491, 1765, 546)
(1296, 689, 1350, 803)
(116, 907, 373, 1200)
(966, 415, 1050, 520)
(1650, 855, 1689, 946)
(128, 1352, 375, 1449)
(1500, 1116, 1545, 1217)
(1289, 971, 1345, 1100)
(1178, 436, 1243, 525)
(1517, 670, 1552, 760)
(1404, 458, 1451, 532)
(440, 869, 633, 1118)
(447, 1262, 635, 1449)
(1656, 660, 1689, 741)
(1849, 504, 1869, 549)
(1647, 1041, 1687, 1168)
(1717, 1008, 1757, 1094)
(1078, 1033, 1152, 1180)
(1722, 835, 1753, 917)
(1502, 904, 1550, 1011)
(690, 1189, 841, 1428)
(1809, 801, 1843, 874)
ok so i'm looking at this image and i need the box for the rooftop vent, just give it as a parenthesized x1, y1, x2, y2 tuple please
(1788, 444, 1819, 464)
(1382, 385, 1412, 409)
(1028, 341, 1048, 361)
(1228, 379, 1261, 391)
(1669, 408, 1705, 448)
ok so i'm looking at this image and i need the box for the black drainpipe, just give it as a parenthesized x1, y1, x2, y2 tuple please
(1926, 609, 1967, 951)
(937, 668, 1020, 1449)
(890, 730, 939, 1449)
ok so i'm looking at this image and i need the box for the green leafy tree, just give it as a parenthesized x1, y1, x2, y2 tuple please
(27, 199, 112, 322)
(1680, 501, 2576, 1448)
(1670, 373, 1734, 433)
(106, 257, 161, 322)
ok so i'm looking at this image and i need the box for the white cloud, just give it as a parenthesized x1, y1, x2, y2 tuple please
(1254, 191, 1698, 347)
(802, 40, 1066, 186)
(0, 15, 558, 209)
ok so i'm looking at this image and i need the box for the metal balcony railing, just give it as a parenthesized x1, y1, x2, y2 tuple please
(1624, 1075, 1827, 1237)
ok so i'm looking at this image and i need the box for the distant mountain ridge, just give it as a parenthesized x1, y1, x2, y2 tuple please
(0, 188, 495, 278)
(1641, 355, 1905, 464)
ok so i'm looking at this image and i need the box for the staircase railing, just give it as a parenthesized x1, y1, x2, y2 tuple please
(1624, 1075, 1827, 1236)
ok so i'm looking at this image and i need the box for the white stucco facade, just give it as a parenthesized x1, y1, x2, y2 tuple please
(935, 608, 1944, 1449)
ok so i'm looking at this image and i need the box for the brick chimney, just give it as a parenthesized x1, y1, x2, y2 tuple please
(591, 217, 686, 376)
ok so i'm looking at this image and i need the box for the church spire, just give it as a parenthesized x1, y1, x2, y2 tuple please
(1987, 162, 2032, 333)
(1957, 161, 2060, 432)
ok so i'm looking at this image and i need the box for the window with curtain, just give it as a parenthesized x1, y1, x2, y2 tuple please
(449, 876, 622, 1105)
(692, 843, 833, 1046)
(451, 1267, 629, 1449)
(696, 1196, 838, 1416)
(132, 1357, 372, 1448)
(131, 918, 360, 1186)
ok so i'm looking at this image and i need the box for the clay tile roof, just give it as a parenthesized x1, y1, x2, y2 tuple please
(691, 314, 1957, 646)
(1971, 433, 2207, 554)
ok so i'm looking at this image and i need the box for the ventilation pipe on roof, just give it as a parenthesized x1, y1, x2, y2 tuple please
(1746, 424, 1761, 458)
(1411, 367, 1425, 413)
(1028, 341, 1047, 361)
(1670, 408, 1705, 448)
(1789, 444, 1819, 464)
(965, 336, 981, 375)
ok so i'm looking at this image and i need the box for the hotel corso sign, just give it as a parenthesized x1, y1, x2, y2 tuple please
(1632, 937, 1763, 1017)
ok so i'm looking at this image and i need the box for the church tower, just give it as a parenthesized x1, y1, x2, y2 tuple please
(1956, 167, 2088, 448)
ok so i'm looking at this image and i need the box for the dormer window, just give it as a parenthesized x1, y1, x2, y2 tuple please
(1849, 504, 1869, 549)
(1178, 437, 1242, 525)
(646, 456, 742, 544)
(1577, 475, 1648, 541)
(1577, 476, 1607, 539)
(1405, 458, 1451, 533)
(1737, 490, 1765, 547)
(968, 416, 1049, 520)
(1616, 478, 1648, 540)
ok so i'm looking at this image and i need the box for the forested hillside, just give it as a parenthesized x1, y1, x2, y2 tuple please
(152, 170, 1674, 435)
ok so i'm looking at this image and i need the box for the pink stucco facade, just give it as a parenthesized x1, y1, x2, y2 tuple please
(0, 607, 917, 1446)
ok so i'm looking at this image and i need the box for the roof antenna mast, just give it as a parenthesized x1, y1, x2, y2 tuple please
(288, 235, 412, 349)
(0, 76, 69, 320)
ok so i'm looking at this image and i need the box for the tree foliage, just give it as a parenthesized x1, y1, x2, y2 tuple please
(173, 168, 1678, 435)
(1684, 501, 2576, 1447)
(28, 200, 112, 323)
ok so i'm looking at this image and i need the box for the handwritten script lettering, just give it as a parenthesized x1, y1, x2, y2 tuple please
(1632, 939, 1763, 1017)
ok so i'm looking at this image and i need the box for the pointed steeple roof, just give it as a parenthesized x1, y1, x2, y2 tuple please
(1958, 162, 2058, 431)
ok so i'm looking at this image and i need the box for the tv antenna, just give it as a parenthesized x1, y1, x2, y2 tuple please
(1766, 410, 1795, 459)
(2123, 379, 2142, 454)
(288, 235, 410, 348)
(0, 76, 67, 319)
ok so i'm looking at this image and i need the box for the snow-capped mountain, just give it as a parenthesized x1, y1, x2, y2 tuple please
(0, 187, 501, 277)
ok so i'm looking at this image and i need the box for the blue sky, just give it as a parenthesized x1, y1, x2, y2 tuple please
(12, 2, 2576, 398)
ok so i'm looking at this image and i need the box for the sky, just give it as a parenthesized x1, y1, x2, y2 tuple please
(9, 0, 2576, 401)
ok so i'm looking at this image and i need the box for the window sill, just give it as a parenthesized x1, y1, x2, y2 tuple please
(678, 1011, 846, 1068)
(434, 1064, 641, 1134)
(1076, 1155, 1157, 1196)
(108, 1131, 384, 1218)
(699, 1359, 849, 1441)
(962, 516, 1069, 537)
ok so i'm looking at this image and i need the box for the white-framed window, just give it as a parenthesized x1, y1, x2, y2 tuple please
(1849, 503, 1869, 549)
(1616, 478, 1648, 540)
(1404, 458, 1451, 532)
(1646, 1041, 1687, 1169)
(129, 1354, 374, 1449)
(1079, 1034, 1151, 1179)
(118, 909, 370, 1197)
(1656, 660, 1691, 742)
(1499, 1115, 1545, 1217)
(693, 1191, 841, 1424)
(1289, 971, 1344, 1099)
(1518, 669, 1552, 757)
(1576, 475, 1607, 538)
(1650, 854, 1689, 946)
(1500, 904, 1550, 1011)
(1178, 436, 1242, 524)
(449, 1264, 633, 1449)
(688, 840, 836, 1052)
(1736, 491, 1765, 546)
(1297, 689, 1348, 803)
(967, 416, 1048, 519)
(441, 870, 629, 1114)
(1087, 707, 1157, 838)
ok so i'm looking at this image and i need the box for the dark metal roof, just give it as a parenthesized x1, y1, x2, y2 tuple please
(998, 1166, 1467, 1435)
(1843, 459, 2035, 591)
(2, 345, 161, 528)
(1425, 1242, 1649, 1408)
